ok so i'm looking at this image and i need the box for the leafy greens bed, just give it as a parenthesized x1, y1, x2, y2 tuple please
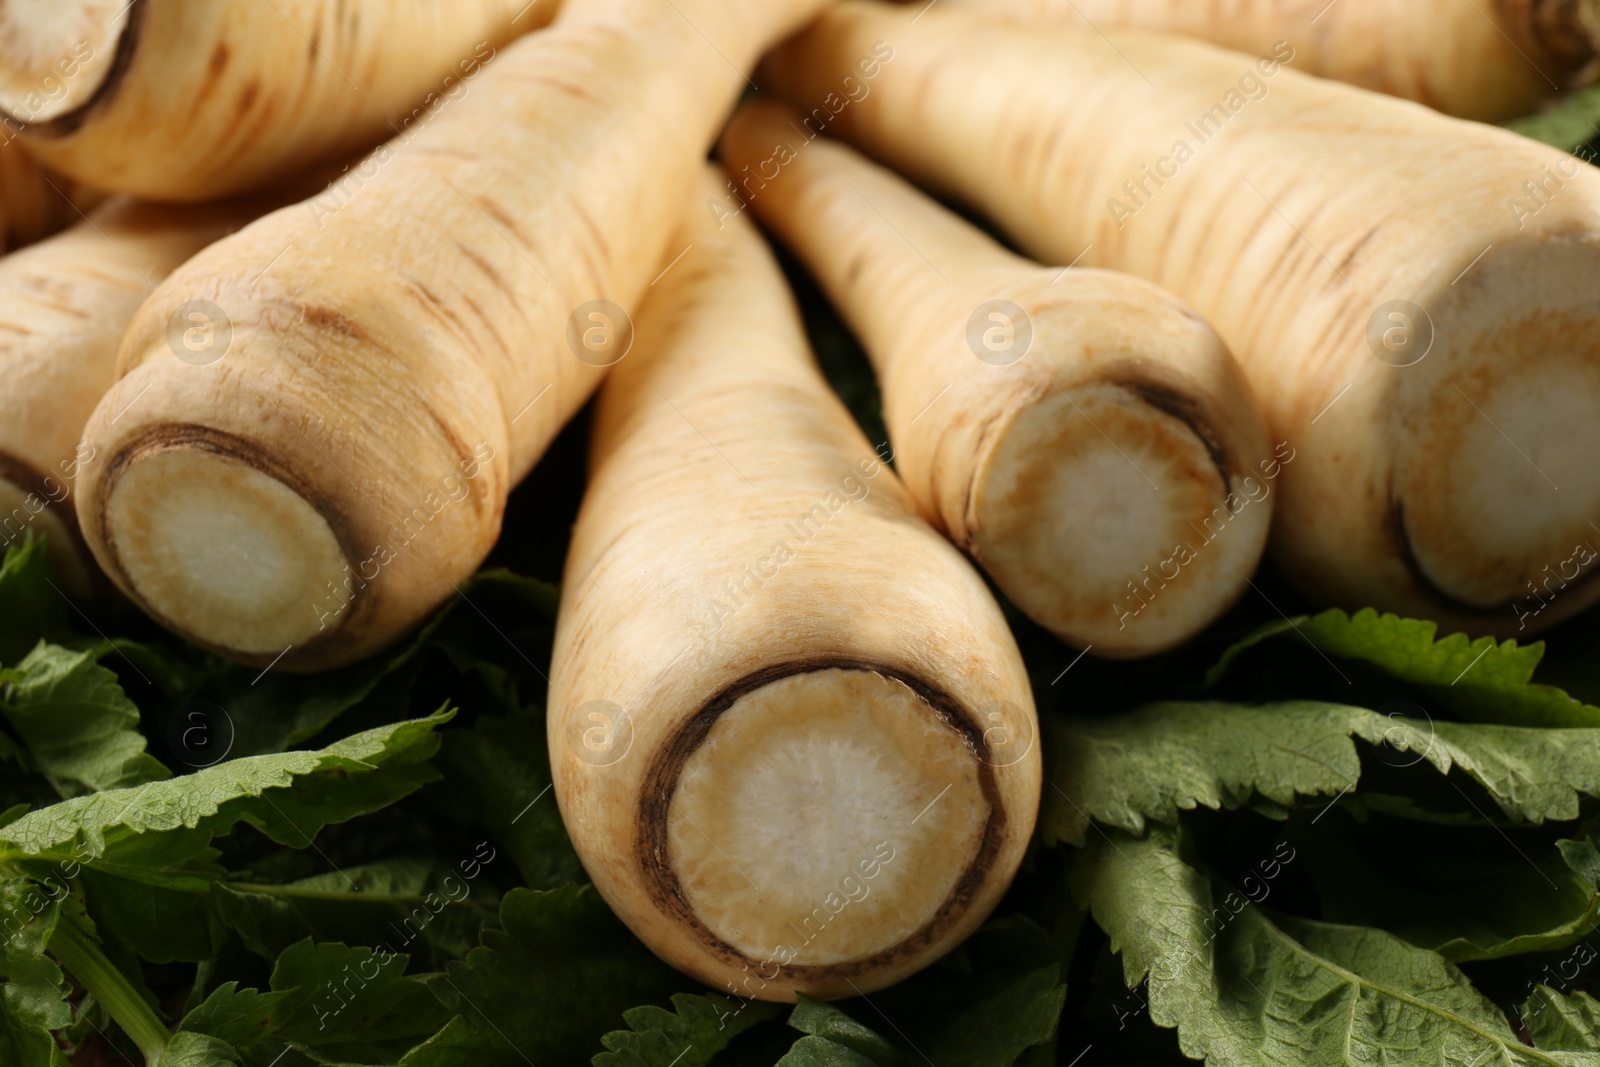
(5, 198, 1600, 1067)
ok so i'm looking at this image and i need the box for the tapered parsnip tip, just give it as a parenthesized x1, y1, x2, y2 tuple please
(95, 440, 348, 659)
(0, 0, 130, 126)
(971, 379, 1266, 656)
(644, 667, 1016, 1000)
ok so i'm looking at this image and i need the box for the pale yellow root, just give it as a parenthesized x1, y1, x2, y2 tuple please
(0, 0, 551, 200)
(941, 0, 1600, 122)
(720, 101, 1272, 655)
(0, 197, 256, 591)
(548, 166, 1040, 1001)
(74, 0, 835, 670)
(762, 1, 1600, 637)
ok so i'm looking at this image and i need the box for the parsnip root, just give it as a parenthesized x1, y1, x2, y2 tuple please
(75, 0, 836, 669)
(548, 166, 1040, 1000)
(943, 0, 1600, 122)
(0, 197, 257, 591)
(763, 1, 1600, 636)
(0, 0, 550, 200)
(720, 101, 1273, 655)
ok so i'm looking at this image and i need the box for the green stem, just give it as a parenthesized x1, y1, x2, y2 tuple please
(49, 911, 170, 1065)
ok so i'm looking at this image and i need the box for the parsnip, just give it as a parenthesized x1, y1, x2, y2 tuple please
(718, 101, 1272, 655)
(75, 0, 835, 670)
(0, 198, 262, 593)
(943, 0, 1600, 122)
(549, 165, 1039, 1001)
(0, 0, 551, 200)
(0, 135, 97, 252)
(762, 1, 1600, 636)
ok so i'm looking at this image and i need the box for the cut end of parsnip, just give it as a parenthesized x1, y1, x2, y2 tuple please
(659, 667, 997, 997)
(971, 381, 1264, 656)
(99, 443, 350, 658)
(1399, 329, 1600, 611)
(0, 0, 134, 127)
(1394, 241, 1600, 621)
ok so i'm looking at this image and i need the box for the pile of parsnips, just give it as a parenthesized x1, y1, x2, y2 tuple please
(3, 0, 1598, 1001)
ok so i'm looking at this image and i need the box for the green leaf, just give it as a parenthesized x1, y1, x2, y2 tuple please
(1207, 608, 1600, 727)
(79, 859, 226, 965)
(431, 711, 580, 890)
(0, 709, 450, 869)
(267, 940, 451, 1063)
(1072, 823, 1574, 1067)
(162, 567, 555, 766)
(593, 992, 783, 1066)
(424, 569, 559, 718)
(1507, 88, 1600, 153)
(163, 1029, 242, 1066)
(429, 884, 684, 1066)
(776, 1037, 887, 1067)
(780, 999, 900, 1066)
(178, 981, 292, 1049)
(904, 965, 1064, 1067)
(1042, 700, 1600, 846)
(1523, 987, 1600, 1053)
(0, 879, 71, 1067)
(0, 711, 449, 974)
(772, 919, 1066, 1067)
(1301, 822, 1600, 961)
(0, 538, 71, 667)
(394, 1015, 487, 1067)
(215, 857, 497, 970)
(1, 643, 170, 798)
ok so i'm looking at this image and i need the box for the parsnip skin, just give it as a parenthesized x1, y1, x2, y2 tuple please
(0, 135, 97, 252)
(762, 2, 1600, 637)
(0, 198, 255, 592)
(945, 0, 1600, 122)
(75, 0, 836, 670)
(549, 166, 1039, 1001)
(719, 102, 1273, 656)
(0, 0, 549, 201)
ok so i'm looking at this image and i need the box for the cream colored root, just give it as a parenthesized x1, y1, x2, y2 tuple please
(942, 0, 1600, 122)
(763, 2, 1600, 636)
(0, 136, 99, 252)
(0, 197, 259, 591)
(719, 101, 1271, 655)
(0, 0, 552, 201)
(75, 0, 836, 670)
(549, 165, 1039, 1001)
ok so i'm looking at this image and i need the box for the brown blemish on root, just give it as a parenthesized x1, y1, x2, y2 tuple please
(93, 423, 365, 659)
(299, 303, 368, 341)
(1336, 224, 1381, 275)
(635, 658, 1006, 985)
(454, 239, 516, 301)
(20, 0, 147, 137)
(843, 250, 867, 287)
